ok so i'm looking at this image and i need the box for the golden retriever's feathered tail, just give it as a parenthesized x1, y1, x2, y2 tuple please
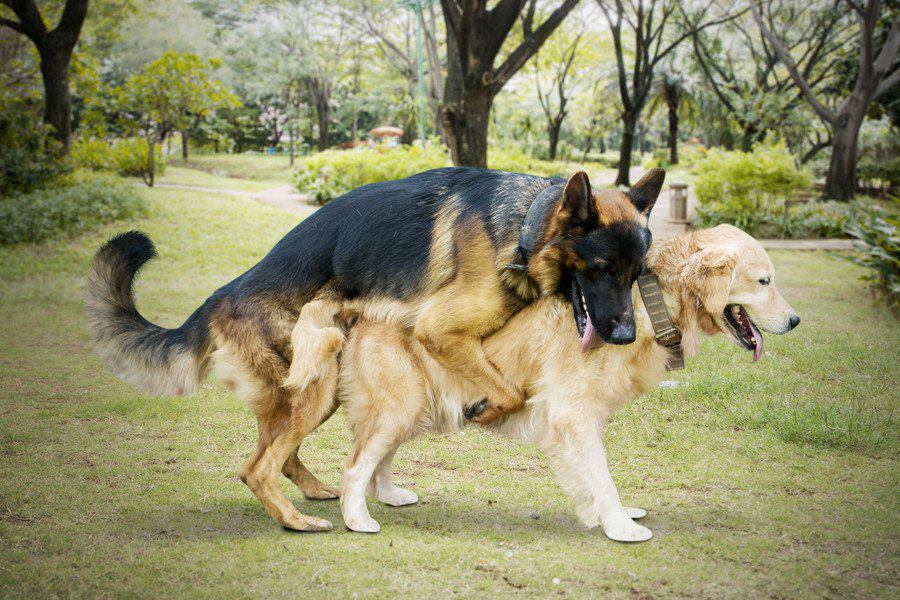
(85, 231, 214, 396)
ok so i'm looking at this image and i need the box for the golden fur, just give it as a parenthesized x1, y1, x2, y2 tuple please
(210, 174, 658, 532)
(325, 224, 799, 539)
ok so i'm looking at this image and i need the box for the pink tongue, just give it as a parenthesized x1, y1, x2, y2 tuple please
(581, 313, 603, 353)
(750, 319, 763, 361)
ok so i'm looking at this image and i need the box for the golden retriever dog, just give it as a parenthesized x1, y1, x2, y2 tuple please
(317, 224, 800, 541)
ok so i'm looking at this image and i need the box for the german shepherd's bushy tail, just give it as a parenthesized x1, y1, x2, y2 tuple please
(85, 231, 214, 396)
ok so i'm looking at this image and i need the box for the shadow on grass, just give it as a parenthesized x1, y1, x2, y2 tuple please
(123, 493, 616, 543)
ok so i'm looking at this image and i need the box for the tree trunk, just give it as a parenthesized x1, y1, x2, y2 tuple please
(664, 82, 679, 165)
(38, 47, 72, 151)
(441, 81, 493, 168)
(316, 98, 329, 151)
(288, 128, 295, 166)
(599, 136, 606, 154)
(145, 136, 156, 187)
(616, 113, 637, 186)
(740, 123, 758, 152)
(667, 109, 678, 165)
(181, 131, 189, 160)
(580, 134, 594, 162)
(637, 121, 646, 154)
(547, 120, 561, 160)
(823, 110, 865, 200)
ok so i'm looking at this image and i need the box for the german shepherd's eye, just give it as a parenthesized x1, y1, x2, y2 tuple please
(758, 276, 770, 286)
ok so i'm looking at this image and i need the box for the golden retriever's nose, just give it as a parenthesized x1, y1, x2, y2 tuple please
(788, 314, 800, 330)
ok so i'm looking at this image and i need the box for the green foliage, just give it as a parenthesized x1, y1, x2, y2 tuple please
(643, 148, 671, 170)
(488, 146, 570, 177)
(111, 138, 166, 179)
(693, 142, 815, 236)
(857, 154, 900, 192)
(72, 137, 166, 179)
(119, 52, 239, 138)
(677, 144, 709, 168)
(0, 171, 147, 245)
(845, 203, 900, 305)
(594, 151, 622, 168)
(0, 103, 71, 195)
(295, 145, 451, 204)
(790, 200, 858, 238)
(71, 138, 115, 171)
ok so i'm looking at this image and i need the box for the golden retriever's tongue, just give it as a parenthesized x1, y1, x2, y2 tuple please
(581, 313, 603, 353)
(750, 319, 763, 361)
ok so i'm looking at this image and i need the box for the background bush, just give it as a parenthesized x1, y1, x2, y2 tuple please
(0, 172, 147, 245)
(295, 144, 450, 204)
(693, 141, 820, 237)
(72, 137, 165, 180)
(0, 103, 71, 195)
(845, 203, 899, 305)
(294, 144, 617, 205)
(857, 154, 900, 195)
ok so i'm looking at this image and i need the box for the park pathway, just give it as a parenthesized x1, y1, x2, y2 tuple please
(151, 183, 319, 218)
(151, 179, 851, 251)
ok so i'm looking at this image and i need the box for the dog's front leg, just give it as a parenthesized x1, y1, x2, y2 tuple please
(547, 421, 652, 542)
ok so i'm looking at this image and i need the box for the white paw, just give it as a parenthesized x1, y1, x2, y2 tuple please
(344, 513, 381, 533)
(623, 506, 647, 520)
(376, 487, 419, 507)
(603, 516, 652, 543)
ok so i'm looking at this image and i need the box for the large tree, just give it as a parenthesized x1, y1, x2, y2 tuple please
(595, 0, 740, 186)
(439, 0, 580, 167)
(751, 0, 899, 200)
(354, 0, 445, 142)
(119, 51, 237, 186)
(533, 28, 583, 160)
(0, 0, 89, 150)
(689, 2, 851, 154)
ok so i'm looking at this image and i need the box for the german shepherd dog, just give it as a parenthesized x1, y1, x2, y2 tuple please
(333, 225, 800, 540)
(86, 167, 664, 531)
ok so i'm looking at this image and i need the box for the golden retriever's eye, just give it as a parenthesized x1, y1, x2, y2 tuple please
(758, 276, 770, 286)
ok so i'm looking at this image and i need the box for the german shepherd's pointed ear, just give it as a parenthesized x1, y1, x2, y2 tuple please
(556, 171, 594, 225)
(628, 168, 665, 216)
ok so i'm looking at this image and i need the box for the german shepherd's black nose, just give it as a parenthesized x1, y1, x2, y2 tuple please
(788, 314, 801, 330)
(608, 321, 636, 345)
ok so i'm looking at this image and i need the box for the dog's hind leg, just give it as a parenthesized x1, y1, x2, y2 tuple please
(367, 449, 418, 507)
(237, 381, 338, 531)
(340, 324, 424, 532)
(281, 399, 340, 500)
(213, 311, 340, 532)
(278, 298, 347, 501)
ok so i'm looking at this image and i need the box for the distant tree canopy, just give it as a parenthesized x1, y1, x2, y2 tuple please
(1, 0, 898, 198)
(116, 51, 238, 184)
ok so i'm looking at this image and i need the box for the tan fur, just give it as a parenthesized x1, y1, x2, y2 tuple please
(335, 225, 798, 537)
(212, 174, 653, 530)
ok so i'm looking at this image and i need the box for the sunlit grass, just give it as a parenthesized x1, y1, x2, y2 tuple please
(0, 188, 896, 597)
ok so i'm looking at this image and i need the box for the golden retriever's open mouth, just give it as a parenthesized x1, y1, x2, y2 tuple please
(723, 304, 763, 361)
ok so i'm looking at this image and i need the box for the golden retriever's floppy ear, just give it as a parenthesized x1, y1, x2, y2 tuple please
(555, 170, 594, 225)
(681, 247, 737, 316)
(627, 168, 665, 216)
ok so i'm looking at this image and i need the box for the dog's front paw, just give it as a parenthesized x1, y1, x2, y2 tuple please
(376, 486, 419, 507)
(603, 516, 652, 543)
(344, 514, 381, 533)
(623, 506, 647, 520)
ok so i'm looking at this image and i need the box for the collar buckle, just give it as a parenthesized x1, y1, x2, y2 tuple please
(655, 325, 681, 348)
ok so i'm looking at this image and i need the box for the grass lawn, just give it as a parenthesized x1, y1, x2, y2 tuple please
(168, 154, 297, 184)
(150, 165, 285, 192)
(0, 188, 897, 598)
